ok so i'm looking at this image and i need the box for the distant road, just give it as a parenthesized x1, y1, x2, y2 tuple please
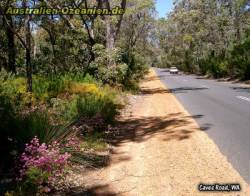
(155, 68, 250, 184)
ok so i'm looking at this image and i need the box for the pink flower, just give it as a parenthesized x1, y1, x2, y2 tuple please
(18, 136, 71, 192)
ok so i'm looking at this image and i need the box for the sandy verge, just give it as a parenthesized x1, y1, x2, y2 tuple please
(67, 69, 249, 196)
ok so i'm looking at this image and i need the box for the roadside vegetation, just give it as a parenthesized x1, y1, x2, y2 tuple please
(156, 0, 250, 80)
(0, 0, 155, 195)
(1, 0, 249, 195)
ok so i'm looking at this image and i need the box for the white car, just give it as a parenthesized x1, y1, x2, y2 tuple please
(170, 67, 179, 74)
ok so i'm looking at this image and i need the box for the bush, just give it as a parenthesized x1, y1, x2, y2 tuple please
(17, 137, 71, 194)
(230, 36, 250, 80)
(32, 73, 98, 102)
(90, 44, 129, 85)
(121, 50, 149, 90)
(50, 82, 120, 124)
(50, 97, 78, 123)
(0, 71, 36, 108)
(66, 82, 99, 96)
(61, 73, 97, 84)
(76, 93, 118, 123)
(0, 97, 76, 176)
(0, 67, 120, 193)
(198, 57, 229, 78)
(0, 71, 119, 168)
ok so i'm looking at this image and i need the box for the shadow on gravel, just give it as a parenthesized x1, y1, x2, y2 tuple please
(65, 183, 138, 196)
(68, 113, 209, 195)
(70, 152, 110, 169)
(60, 111, 212, 196)
(64, 85, 212, 195)
(63, 184, 116, 196)
(142, 75, 160, 82)
(231, 87, 250, 93)
(112, 112, 208, 145)
(140, 87, 170, 95)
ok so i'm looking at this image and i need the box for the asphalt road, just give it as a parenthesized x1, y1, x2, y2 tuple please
(155, 68, 250, 184)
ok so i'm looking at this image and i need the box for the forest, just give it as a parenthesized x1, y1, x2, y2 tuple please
(0, 0, 249, 195)
(158, 0, 250, 79)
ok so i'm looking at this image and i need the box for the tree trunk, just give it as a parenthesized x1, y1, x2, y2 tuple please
(25, 16, 32, 92)
(105, 16, 115, 50)
(5, 15, 16, 73)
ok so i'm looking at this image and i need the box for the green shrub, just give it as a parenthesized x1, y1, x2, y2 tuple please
(32, 76, 50, 101)
(198, 57, 229, 78)
(0, 71, 36, 108)
(81, 132, 107, 152)
(73, 84, 119, 123)
(32, 73, 99, 101)
(0, 96, 76, 176)
(0, 67, 120, 180)
(50, 97, 78, 123)
(76, 94, 117, 123)
(61, 73, 97, 84)
(90, 44, 129, 85)
(230, 36, 250, 80)
(50, 83, 120, 125)
(21, 167, 50, 195)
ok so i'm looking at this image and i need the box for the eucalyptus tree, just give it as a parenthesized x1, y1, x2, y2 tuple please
(158, 0, 250, 78)
(1, 0, 156, 90)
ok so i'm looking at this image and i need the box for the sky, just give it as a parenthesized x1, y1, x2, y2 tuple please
(156, 0, 174, 18)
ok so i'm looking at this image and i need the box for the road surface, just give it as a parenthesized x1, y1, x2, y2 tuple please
(155, 68, 250, 184)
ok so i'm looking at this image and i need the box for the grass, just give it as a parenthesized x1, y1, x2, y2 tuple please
(81, 132, 108, 152)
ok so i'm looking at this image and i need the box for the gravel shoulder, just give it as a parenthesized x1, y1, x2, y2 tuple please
(67, 69, 249, 195)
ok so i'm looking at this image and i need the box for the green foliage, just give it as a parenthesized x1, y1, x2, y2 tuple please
(198, 57, 229, 78)
(50, 97, 78, 123)
(90, 44, 129, 85)
(20, 73, 97, 103)
(49, 81, 120, 124)
(157, 0, 250, 79)
(76, 92, 118, 123)
(121, 50, 149, 90)
(32, 77, 50, 101)
(22, 167, 50, 194)
(0, 96, 47, 173)
(0, 67, 120, 178)
(34, 28, 91, 74)
(81, 132, 107, 152)
(1, 0, 155, 193)
(0, 70, 35, 108)
(230, 36, 250, 79)
(41, 76, 65, 98)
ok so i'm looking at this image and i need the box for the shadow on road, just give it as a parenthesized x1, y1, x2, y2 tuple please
(140, 86, 209, 95)
(231, 87, 250, 93)
(169, 87, 209, 94)
(142, 74, 169, 82)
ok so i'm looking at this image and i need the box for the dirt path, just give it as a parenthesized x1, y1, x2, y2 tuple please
(70, 69, 249, 195)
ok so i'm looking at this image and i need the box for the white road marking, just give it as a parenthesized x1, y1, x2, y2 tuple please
(237, 96, 250, 102)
